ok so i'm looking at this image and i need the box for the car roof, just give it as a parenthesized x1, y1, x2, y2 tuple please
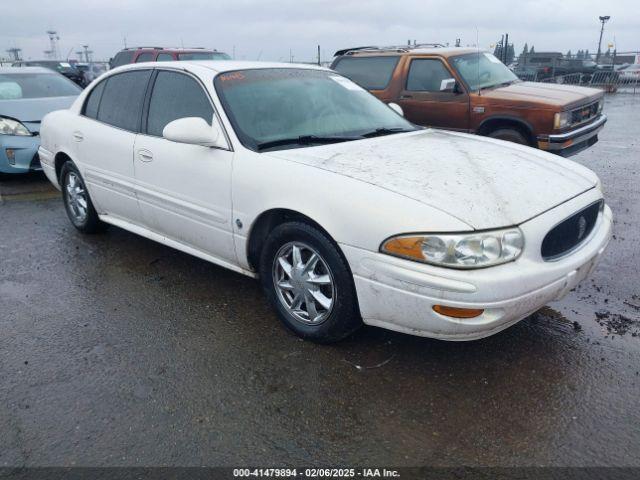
(0, 66, 58, 74)
(124, 47, 220, 53)
(111, 60, 327, 75)
(337, 47, 481, 58)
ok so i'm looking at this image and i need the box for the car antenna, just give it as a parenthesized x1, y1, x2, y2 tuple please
(476, 26, 481, 96)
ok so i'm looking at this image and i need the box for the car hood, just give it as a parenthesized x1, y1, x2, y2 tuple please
(482, 81, 602, 109)
(266, 129, 597, 230)
(0, 96, 77, 133)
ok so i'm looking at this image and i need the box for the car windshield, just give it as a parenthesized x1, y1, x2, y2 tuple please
(28, 61, 77, 73)
(214, 68, 416, 151)
(0, 73, 81, 99)
(451, 52, 519, 91)
(178, 52, 231, 61)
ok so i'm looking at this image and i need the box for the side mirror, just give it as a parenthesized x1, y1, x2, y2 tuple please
(388, 102, 404, 116)
(162, 116, 228, 149)
(440, 78, 457, 92)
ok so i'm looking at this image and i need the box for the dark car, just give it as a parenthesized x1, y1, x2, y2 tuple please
(109, 47, 230, 69)
(11, 60, 85, 87)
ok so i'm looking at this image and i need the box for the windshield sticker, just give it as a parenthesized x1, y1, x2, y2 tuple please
(329, 75, 363, 91)
(219, 72, 245, 82)
(60, 62, 72, 68)
(484, 53, 501, 64)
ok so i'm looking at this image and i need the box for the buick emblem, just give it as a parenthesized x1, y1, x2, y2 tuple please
(577, 216, 587, 240)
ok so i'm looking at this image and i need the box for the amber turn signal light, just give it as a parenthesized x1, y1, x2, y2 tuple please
(433, 305, 484, 319)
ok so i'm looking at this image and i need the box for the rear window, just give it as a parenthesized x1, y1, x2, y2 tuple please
(0, 73, 80, 99)
(111, 51, 134, 68)
(332, 56, 400, 90)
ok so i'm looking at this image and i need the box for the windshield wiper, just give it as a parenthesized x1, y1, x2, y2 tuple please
(361, 127, 416, 138)
(256, 135, 362, 151)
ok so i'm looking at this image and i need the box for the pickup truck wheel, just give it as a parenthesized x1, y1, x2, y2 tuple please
(487, 128, 530, 146)
(60, 162, 106, 234)
(259, 221, 362, 343)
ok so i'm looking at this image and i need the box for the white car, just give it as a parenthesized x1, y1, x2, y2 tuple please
(38, 61, 612, 343)
(620, 64, 640, 82)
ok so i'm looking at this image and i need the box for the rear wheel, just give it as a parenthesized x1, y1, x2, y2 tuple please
(60, 162, 106, 234)
(487, 128, 530, 145)
(259, 222, 362, 343)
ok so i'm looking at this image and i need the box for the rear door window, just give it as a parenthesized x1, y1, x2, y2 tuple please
(157, 53, 174, 61)
(406, 59, 452, 91)
(146, 70, 213, 137)
(83, 80, 106, 118)
(332, 56, 399, 90)
(136, 52, 155, 63)
(97, 70, 152, 131)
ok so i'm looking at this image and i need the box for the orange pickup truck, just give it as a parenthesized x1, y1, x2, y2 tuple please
(331, 46, 607, 156)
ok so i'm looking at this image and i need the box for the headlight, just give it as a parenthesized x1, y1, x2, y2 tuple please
(0, 117, 31, 136)
(597, 99, 604, 114)
(380, 227, 524, 269)
(553, 111, 570, 130)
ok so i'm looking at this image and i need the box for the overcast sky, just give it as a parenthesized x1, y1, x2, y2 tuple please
(2, 0, 638, 63)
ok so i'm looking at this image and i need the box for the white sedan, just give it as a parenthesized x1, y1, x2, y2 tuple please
(38, 61, 612, 343)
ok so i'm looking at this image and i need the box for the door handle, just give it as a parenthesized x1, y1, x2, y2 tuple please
(73, 131, 84, 142)
(137, 149, 153, 162)
(399, 94, 413, 99)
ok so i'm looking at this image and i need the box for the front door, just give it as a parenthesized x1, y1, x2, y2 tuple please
(133, 69, 236, 264)
(396, 57, 470, 131)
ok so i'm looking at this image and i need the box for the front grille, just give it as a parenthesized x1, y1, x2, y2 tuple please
(541, 200, 602, 261)
(570, 101, 599, 126)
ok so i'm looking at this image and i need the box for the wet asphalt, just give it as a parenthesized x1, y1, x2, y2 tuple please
(0, 94, 639, 467)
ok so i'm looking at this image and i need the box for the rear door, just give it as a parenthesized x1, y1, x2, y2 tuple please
(74, 69, 152, 223)
(396, 57, 470, 131)
(133, 69, 236, 263)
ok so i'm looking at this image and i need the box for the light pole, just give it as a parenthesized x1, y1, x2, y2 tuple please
(596, 15, 610, 63)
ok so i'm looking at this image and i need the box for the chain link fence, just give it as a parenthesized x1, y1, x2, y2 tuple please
(515, 69, 640, 93)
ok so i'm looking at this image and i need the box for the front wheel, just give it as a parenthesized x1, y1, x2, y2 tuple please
(487, 128, 530, 146)
(259, 222, 362, 343)
(60, 162, 106, 234)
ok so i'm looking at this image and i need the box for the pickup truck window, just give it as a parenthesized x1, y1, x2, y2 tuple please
(332, 56, 399, 90)
(406, 59, 452, 92)
(451, 53, 518, 91)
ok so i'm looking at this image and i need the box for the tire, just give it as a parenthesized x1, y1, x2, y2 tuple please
(259, 221, 362, 343)
(487, 128, 530, 145)
(60, 161, 106, 234)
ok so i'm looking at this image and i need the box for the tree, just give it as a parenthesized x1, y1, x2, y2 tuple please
(507, 43, 515, 64)
(521, 43, 529, 56)
(530, 45, 535, 54)
(584, 49, 591, 59)
(566, 50, 572, 58)
(604, 48, 611, 58)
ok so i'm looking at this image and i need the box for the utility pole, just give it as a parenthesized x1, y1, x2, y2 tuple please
(46, 30, 59, 59)
(317, 45, 321, 66)
(6, 47, 22, 61)
(82, 45, 92, 62)
(596, 16, 610, 63)
(504, 33, 509, 64)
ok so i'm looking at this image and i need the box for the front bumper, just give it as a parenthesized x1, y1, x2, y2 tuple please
(342, 189, 612, 341)
(0, 134, 41, 174)
(537, 114, 607, 157)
